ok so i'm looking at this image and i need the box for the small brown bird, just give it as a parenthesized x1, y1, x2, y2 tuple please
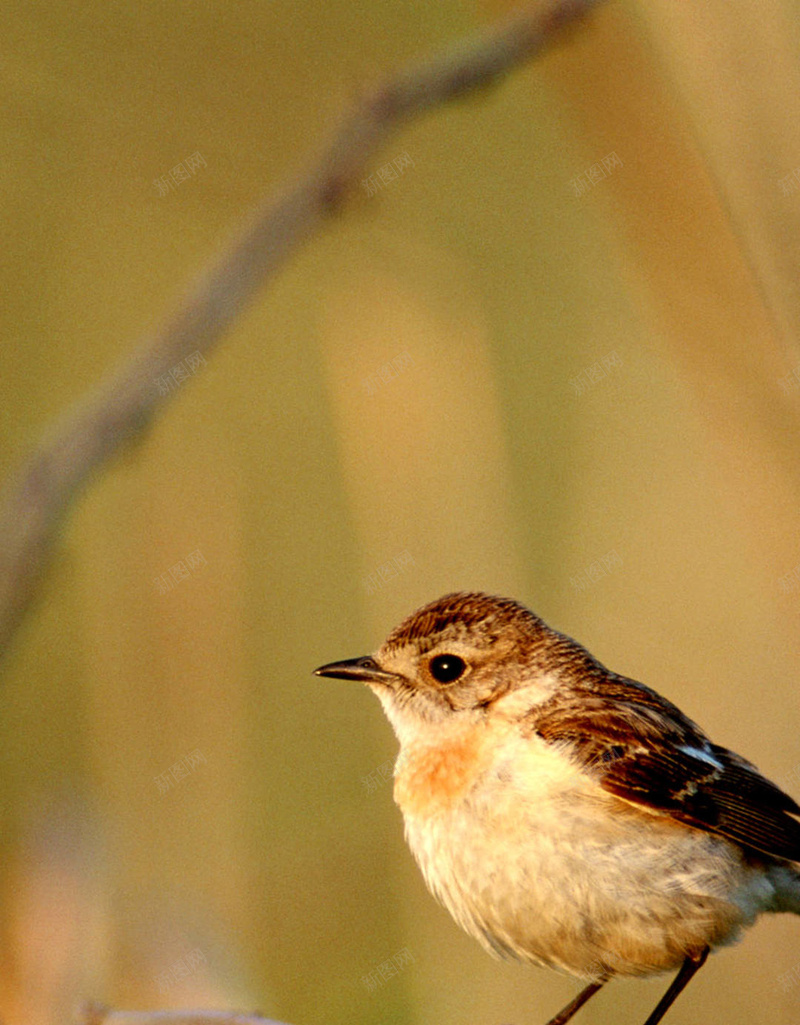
(315, 591, 800, 1025)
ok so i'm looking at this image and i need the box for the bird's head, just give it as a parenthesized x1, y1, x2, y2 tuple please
(315, 591, 589, 746)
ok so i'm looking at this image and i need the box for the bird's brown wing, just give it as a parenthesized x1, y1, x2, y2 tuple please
(527, 676, 800, 862)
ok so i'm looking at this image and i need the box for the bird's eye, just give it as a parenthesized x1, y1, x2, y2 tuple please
(429, 654, 467, 684)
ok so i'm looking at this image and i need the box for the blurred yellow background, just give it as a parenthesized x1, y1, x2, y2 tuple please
(2, 1, 800, 1024)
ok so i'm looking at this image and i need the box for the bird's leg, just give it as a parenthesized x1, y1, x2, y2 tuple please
(642, 947, 710, 1025)
(544, 977, 607, 1025)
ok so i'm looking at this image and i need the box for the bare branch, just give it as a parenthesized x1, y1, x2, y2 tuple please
(0, 0, 607, 655)
(80, 1006, 291, 1025)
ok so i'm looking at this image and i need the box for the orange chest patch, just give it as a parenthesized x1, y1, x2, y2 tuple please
(394, 731, 490, 819)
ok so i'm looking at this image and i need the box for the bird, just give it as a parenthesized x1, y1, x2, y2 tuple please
(314, 591, 800, 1025)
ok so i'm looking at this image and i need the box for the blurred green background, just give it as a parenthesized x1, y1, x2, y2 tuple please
(3, 1, 800, 1023)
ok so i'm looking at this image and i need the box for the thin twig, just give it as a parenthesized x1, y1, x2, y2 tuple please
(80, 1006, 290, 1025)
(0, 0, 606, 655)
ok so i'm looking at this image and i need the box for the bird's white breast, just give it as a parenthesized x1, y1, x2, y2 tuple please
(394, 721, 774, 979)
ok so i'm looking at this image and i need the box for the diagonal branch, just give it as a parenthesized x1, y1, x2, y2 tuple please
(0, 0, 607, 656)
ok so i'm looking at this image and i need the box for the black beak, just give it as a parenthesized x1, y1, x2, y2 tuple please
(314, 655, 396, 685)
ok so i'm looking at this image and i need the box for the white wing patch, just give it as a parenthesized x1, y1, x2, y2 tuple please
(678, 744, 724, 771)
